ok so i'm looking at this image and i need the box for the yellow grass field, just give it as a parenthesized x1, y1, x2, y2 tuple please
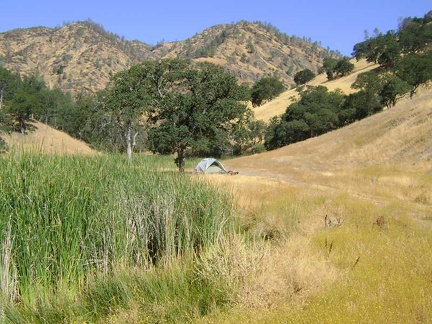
(200, 84, 432, 323)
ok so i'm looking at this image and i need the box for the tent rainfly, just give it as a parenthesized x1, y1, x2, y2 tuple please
(194, 158, 228, 174)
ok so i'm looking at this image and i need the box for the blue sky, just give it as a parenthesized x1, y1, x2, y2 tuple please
(1, 0, 430, 56)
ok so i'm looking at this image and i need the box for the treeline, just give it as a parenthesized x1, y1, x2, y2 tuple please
(0, 70, 75, 135)
(0, 61, 277, 167)
(265, 11, 432, 150)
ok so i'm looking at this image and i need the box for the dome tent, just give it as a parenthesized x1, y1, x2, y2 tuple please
(194, 158, 227, 174)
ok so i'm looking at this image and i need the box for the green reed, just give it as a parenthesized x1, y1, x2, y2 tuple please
(0, 151, 234, 307)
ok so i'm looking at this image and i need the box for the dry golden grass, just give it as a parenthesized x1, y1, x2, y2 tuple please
(199, 78, 432, 322)
(227, 85, 432, 175)
(2, 121, 97, 155)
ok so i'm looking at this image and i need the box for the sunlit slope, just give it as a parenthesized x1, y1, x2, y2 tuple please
(253, 59, 377, 122)
(2, 121, 97, 155)
(228, 85, 432, 173)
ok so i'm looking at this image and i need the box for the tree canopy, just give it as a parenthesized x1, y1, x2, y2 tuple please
(265, 86, 346, 150)
(146, 60, 251, 171)
(104, 61, 159, 159)
(250, 76, 285, 107)
(353, 11, 432, 68)
(321, 57, 354, 80)
(293, 69, 316, 86)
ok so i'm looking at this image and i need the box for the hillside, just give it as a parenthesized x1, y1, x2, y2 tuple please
(0, 21, 156, 93)
(4, 58, 431, 169)
(252, 59, 378, 122)
(0, 20, 334, 94)
(227, 85, 432, 176)
(152, 21, 331, 86)
(3, 121, 97, 155)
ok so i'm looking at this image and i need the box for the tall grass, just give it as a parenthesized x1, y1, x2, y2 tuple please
(0, 151, 235, 314)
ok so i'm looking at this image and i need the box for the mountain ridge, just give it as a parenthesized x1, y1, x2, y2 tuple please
(0, 20, 336, 95)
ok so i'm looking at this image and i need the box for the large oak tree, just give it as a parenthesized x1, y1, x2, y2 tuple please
(105, 59, 251, 170)
(147, 60, 251, 172)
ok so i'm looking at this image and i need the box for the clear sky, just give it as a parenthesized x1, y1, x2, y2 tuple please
(1, 0, 430, 56)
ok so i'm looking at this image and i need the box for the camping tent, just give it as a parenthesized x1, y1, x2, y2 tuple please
(194, 158, 227, 174)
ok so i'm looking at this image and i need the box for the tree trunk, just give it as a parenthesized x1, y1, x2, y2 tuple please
(177, 148, 186, 173)
(19, 118, 26, 134)
(126, 123, 132, 160)
(0, 87, 4, 111)
(132, 132, 139, 149)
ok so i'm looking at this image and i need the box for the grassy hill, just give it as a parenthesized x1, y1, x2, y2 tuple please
(4, 58, 430, 167)
(3, 121, 97, 155)
(230, 85, 432, 172)
(252, 59, 377, 122)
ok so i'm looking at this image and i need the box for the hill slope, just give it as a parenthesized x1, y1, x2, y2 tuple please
(227, 85, 432, 176)
(0, 20, 334, 94)
(0, 21, 156, 93)
(252, 59, 377, 122)
(3, 59, 430, 165)
(3, 121, 97, 155)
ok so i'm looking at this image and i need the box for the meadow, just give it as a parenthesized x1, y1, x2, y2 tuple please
(201, 167, 432, 323)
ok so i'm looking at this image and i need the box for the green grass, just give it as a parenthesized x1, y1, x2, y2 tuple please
(0, 151, 239, 322)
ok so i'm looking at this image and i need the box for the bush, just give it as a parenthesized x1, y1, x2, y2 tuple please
(293, 69, 315, 86)
(251, 77, 286, 107)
